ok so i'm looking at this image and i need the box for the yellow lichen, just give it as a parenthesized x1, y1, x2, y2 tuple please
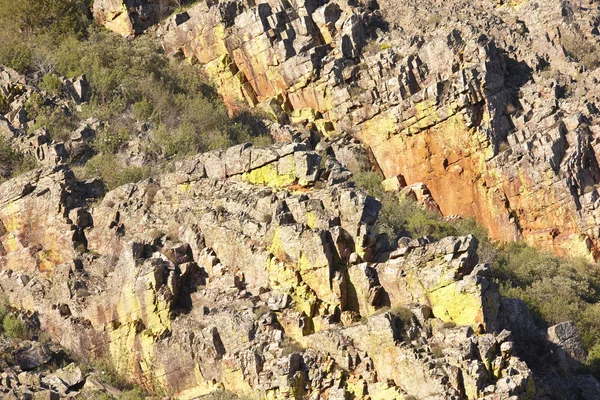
(178, 183, 192, 193)
(427, 282, 484, 326)
(306, 212, 317, 229)
(37, 249, 62, 272)
(242, 164, 297, 187)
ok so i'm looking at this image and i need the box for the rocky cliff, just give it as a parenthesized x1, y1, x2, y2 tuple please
(1, 0, 600, 399)
(0, 124, 597, 398)
(0, 142, 528, 398)
(94, 0, 600, 261)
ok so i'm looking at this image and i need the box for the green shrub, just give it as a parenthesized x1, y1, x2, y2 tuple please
(561, 31, 600, 70)
(353, 171, 457, 240)
(0, 295, 8, 323)
(120, 388, 146, 399)
(201, 390, 257, 400)
(0, 37, 33, 73)
(133, 97, 154, 122)
(93, 126, 131, 155)
(28, 104, 78, 142)
(0, 137, 38, 181)
(280, 337, 305, 356)
(389, 306, 414, 326)
(81, 359, 133, 391)
(3, 314, 28, 339)
(0, 0, 91, 72)
(84, 154, 152, 190)
(39, 73, 63, 96)
(47, 27, 270, 158)
(492, 242, 600, 374)
(0, 0, 91, 37)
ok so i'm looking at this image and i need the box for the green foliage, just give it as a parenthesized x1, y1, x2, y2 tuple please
(0, 137, 38, 182)
(0, 294, 8, 323)
(84, 154, 152, 190)
(93, 126, 131, 155)
(80, 359, 152, 398)
(119, 388, 146, 399)
(25, 91, 78, 142)
(0, 3, 271, 188)
(76, 392, 114, 400)
(353, 171, 456, 240)
(200, 390, 258, 400)
(280, 337, 305, 356)
(0, 0, 91, 37)
(24, 92, 47, 115)
(132, 97, 154, 122)
(2, 314, 29, 339)
(389, 306, 414, 326)
(353, 171, 495, 260)
(492, 242, 600, 374)
(47, 27, 270, 160)
(0, 0, 91, 72)
(0, 38, 33, 73)
(561, 31, 600, 70)
(83, 359, 131, 391)
(29, 104, 78, 142)
(39, 73, 63, 96)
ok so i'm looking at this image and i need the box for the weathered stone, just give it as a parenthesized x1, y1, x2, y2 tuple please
(15, 344, 52, 371)
(548, 321, 587, 374)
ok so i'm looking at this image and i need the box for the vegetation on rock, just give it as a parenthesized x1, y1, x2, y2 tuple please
(355, 170, 600, 376)
(2, 0, 600, 398)
(0, 137, 37, 182)
(0, 0, 271, 187)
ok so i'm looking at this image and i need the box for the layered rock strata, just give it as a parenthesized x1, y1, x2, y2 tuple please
(0, 141, 564, 398)
(94, 0, 600, 259)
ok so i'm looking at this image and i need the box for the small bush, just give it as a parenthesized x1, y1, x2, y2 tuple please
(93, 126, 131, 155)
(3, 314, 28, 339)
(82, 359, 134, 391)
(389, 306, 414, 326)
(84, 154, 152, 190)
(133, 97, 154, 122)
(353, 171, 457, 241)
(39, 73, 63, 96)
(201, 390, 257, 400)
(254, 304, 271, 318)
(28, 104, 78, 142)
(561, 31, 600, 70)
(280, 337, 305, 356)
(0, 38, 33, 73)
(0, 137, 38, 181)
(120, 388, 146, 399)
(430, 344, 444, 359)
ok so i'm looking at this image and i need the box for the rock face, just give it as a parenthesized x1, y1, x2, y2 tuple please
(0, 139, 596, 398)
(0, 67, 95, 171)
(93, 0, 600, 260)
(92, 0, 162, 37)
(1, 0, 599, 398)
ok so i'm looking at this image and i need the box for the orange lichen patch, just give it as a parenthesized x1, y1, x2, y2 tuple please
(287, 84, 333, 114)
(362, 112, 511, 233)
(37, 249, 63, 272)
(357, 103, 597, 259)
(289, 184, 313, 193)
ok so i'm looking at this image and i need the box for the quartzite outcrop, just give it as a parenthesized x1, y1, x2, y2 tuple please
(2, 0, 600, 398)
(93, 0, 600, 260)
(0, 135, 597, 398)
